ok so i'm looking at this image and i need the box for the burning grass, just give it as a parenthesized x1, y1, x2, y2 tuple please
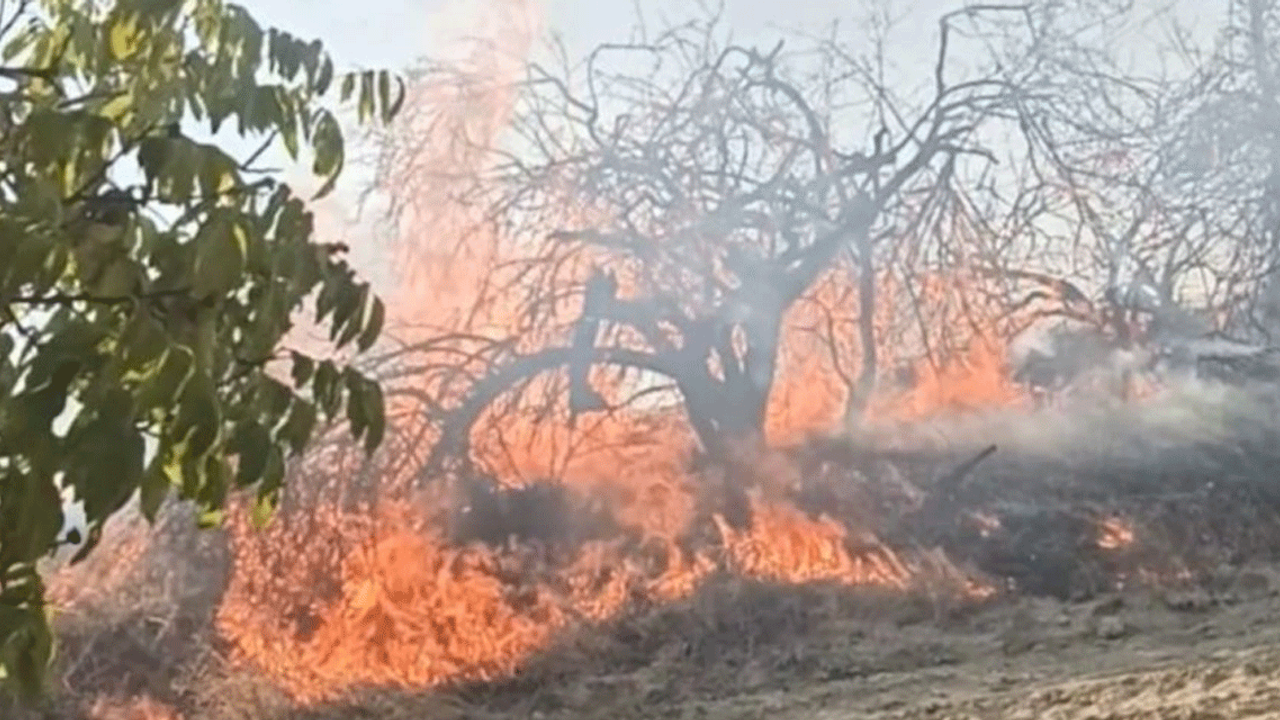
(212, 466, 969, 704)
(25, 8, 1280, 715)
(199, 377, 1280, 707)
(22, 375, 1280, 720)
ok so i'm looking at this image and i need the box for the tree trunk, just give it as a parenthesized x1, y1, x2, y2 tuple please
(844, 239, 878, 427)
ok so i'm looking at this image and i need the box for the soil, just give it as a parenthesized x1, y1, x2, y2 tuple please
(534, 569, 1280, 720)
(60, 548, 1280, 720)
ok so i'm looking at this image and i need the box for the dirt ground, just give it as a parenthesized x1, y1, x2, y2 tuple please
(630, 572, 1280, 720)
(389, 560, 1280, 720)
(51, 557, 1280, 720)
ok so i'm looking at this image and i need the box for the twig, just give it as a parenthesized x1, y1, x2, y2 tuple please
(933, 443, 998, 500)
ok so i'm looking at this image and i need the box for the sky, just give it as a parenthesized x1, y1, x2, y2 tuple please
(53, 0, 1231, 536)
(243, 0, 1222, 73)
(235, 0, 1224, 204)
(231, 0, 1225, 286)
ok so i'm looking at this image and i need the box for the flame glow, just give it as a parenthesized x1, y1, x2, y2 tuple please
(204, 5, 1107, 702)
(1098, 516, 1137, 550)
(48, 1, 1195, 711)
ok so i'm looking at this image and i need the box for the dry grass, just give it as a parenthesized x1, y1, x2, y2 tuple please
(13, 375, 1280, 720)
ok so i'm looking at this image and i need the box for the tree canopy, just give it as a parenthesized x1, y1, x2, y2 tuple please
(383, 6, 1059, 478)
(373, 0, 1280, 492)
(0, 0, 402, 698)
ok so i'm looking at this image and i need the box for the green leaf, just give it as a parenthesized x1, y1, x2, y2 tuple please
(0, 605, 53, 701)
(0, 334, 16, 395)
(314, 57, 334, 95)
(358, 70, 376, 123)
(120, 305, 169, 371)
(335, 283, 369, 349)
(138, 460, 171, 523)
(196, 507, 224, 529)
(69, 523, 103, 566)
(255, 376, 293, 423)
(197, 454, 230, 513)
(356, 296, 385, 352)
(98, 88, 137, 124)
(0, 470, 64, 569)
(107, 13, 143, 60)
(278, 94, 300, 159)
(279, 398, 317, 456)
(0, 0, 398, 698)
(3, 359, 80, 442)
(327, 278, 362, 342)
(343, 368, 368, 440)
(195, 145, 243, 196)
(310, 110, 344, 199)
(257, 442, 285, 503)
(231, 420, 271, 486)
(377, 71, 392, 122)
(63, 390, 145, 523)
(172, 371, 221, 463)
(360, 377, 385, 455)
(250, 492, 277, 528)
(135, 346, 194, 418)
(137, 136, 199, 202)
(312, 361, 341, 418)
(386, 75, 407, 120)
(289, 351, 315, 387)
(191, 214, 248, 300)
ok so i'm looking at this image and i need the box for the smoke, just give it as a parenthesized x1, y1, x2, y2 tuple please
(859, 372, 1278, 469)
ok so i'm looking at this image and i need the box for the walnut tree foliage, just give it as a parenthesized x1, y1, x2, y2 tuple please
(0, 0, 403, 698)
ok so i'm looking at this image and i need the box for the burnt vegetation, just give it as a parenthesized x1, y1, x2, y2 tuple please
(365, 0, 1280, 572)
(404, 5, 1045, 470)
(25, 0, 1280, 718)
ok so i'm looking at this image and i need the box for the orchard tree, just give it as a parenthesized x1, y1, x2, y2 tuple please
(379, 7, 1057, 476)
(0, 0, 402, 697)
(997, 0, 1280, 344)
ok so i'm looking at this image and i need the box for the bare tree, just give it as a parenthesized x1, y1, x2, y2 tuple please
(360, 0, 1280, 487)
(1004, 0, 1280, 348)
(365, 5, 1078, 479)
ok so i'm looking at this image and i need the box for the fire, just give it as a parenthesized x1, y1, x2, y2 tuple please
(217, 488, 932, 701)
(219, 502, 568, 699)
(215, 428, 965, 703)
(715, 497, 911, 588)
(767, 262, 1033, 441)
(1097, 516, 1136, 550)
(52, 2, 1183, 709)
(201, 14, 1042, 701)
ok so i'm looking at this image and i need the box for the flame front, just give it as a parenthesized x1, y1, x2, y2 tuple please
(1098, 516, 1136, 550)
(203, 5, 1048, 703)
(58, 0, 1172, 707)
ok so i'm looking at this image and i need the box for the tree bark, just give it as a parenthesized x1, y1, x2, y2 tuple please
(844, 231, 879, 427)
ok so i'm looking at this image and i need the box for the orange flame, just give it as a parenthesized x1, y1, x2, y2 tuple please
(207, 2, 1065, 704)
(1097, 516, 1136, 550)
(715, 497, 911, 588)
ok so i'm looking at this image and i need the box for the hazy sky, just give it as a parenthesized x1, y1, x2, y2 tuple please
(239, 0, 1222, 199)
(244, 0, 1221, 72)
(54, 0, 1230, 533)
(208, 0, 1232, 320)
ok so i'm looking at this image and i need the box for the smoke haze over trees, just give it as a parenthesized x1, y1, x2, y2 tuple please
(9, 0, 1280, 714)
(366, 0, 1280, 484)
